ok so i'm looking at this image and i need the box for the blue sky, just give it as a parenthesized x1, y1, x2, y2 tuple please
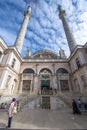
(0, 0, 87, 57)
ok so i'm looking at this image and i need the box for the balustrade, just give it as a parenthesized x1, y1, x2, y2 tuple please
(40, 88, 57, 95)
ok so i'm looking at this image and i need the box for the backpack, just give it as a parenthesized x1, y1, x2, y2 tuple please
(13, 106, 17, 114)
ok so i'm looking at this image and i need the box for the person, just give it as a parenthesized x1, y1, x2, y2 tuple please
(6, 98, 16, 128)
(77, 99, 81, 108)
(72, 99, 81, 115)
(1, 103, 5, 109)
(4, 103, 7, 109)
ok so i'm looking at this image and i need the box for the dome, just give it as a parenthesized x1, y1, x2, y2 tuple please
(31, 50, 59, 59)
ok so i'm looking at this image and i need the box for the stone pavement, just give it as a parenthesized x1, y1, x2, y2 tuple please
(0, 108, 87, 129)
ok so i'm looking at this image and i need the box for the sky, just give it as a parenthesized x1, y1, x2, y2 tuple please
(0, 0, 87, 57)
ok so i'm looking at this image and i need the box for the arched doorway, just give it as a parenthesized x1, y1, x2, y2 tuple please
(56, 68, 70, 91)
(39, 68, 52, 94)
(22, 68, 35, 93)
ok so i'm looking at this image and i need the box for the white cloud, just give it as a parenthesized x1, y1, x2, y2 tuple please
(0, 0, 87, 58)
(0, 28, 16, 45)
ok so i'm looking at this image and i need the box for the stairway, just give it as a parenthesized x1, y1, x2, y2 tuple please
(22, 95, 69, 110)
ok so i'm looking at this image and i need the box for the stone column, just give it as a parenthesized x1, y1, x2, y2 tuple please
(8, 77, 14, 94)
(30, 80, 33, 94)
(19, 80, 23, 93)
(0, 69, 8, 89)
(33, 75, 39, 93)
(50, 75, 53, 88)
(53, 75, 57, 89)
(57, 75, 61, 92)
(59, 80, 61, 92)
(58, 5, 76, 53)
(76, 74, 83, 94)
(52, 75, 58, 95)
(38, 75, 41, 94)
(15, 6, 32, 53)
(68, 78, 72, 92)
(50, 75, 54, 94)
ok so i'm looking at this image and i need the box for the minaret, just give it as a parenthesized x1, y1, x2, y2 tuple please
(59, 49, 66, 59)
(58, 5, 76, 53)
(15, 6, 32, 53)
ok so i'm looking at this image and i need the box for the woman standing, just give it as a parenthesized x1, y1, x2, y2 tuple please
(7, 98, 16, 128)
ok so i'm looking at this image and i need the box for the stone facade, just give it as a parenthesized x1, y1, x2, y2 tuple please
(0, 6, 87, 103)
(0, 39, 87, 97)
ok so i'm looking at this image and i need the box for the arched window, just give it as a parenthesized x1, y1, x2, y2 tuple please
(75, 58, 81, 69)
(23, 68, 35, 73)
(11, 58, 16, 68)
(56, 68, 68, 74)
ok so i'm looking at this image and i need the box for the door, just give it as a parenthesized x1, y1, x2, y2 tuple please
(42, 96, 50, 109)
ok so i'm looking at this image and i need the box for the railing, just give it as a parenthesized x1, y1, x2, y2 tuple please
(57, 91, 72, 107)
(40, 89, 58, 95)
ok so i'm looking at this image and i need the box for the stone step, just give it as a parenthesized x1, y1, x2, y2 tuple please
(0, 128, 86, 130)
(22, 95, 69, 110)
(1, 128, 84, 130)
(0, 94, 27, 104)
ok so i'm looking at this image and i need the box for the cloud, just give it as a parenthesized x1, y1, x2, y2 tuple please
(0, 28, 16, 46)
(0, 0, 87, 58)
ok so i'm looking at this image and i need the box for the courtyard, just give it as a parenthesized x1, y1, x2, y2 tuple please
(0, 108, 87, 129)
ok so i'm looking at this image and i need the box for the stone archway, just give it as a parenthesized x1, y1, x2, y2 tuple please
(56, 68, 70, 91)
(39, 68, 52, 94)
(21, 68, 35, 94)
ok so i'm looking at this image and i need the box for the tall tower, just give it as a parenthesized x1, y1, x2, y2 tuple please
(15, 6, 32, 53)
(58, 5, 76, 53)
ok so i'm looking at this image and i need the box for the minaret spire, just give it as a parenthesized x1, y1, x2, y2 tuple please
(15, 6, 32, 53)
(58, 5, 76, 53)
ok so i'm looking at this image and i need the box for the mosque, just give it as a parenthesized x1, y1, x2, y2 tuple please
(0, 5, 87, 109)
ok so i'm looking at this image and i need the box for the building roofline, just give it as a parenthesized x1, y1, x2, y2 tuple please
(6, 46, 22, 62)
(67, 45, 84, 61)
(0, 36, 8, 49)
(31, 49, 59, 57)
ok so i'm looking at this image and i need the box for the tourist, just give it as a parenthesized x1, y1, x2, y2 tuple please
(77, 99, 82, 108)
(4, 103, 7, 109)
(6, 98, 16, 128)
(72, 99, 81, 115)
(1, 103, 5, 109)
